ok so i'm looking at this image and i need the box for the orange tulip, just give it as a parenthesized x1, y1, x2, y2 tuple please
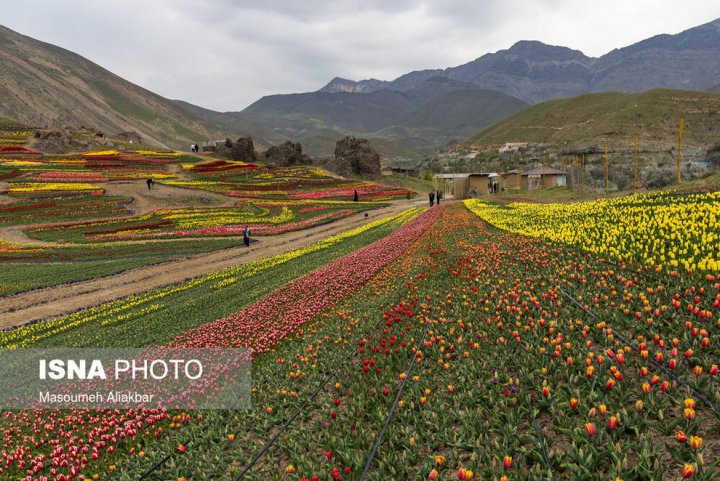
(681, 463, 694, 478)
(503, 455, 512, 469)
(569, 398, 579, 410)
(689, 436, 703, 450)
(585, 422, 597, 436)
(676, 430, 688, 443)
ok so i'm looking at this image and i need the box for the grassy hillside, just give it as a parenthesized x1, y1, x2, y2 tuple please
(463, 89, 720, 150)
(0, 25, 232, 150)
(381, 88, 528, 152)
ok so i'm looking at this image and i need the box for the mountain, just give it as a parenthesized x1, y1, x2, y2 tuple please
(318, 18, 720, 104)
(709, 84, 720, 93)
(232, 77, 528, 155)
(462, 89, 720, 150)
(0, 25, 234, 149)
(591, 18, 720, 93)
(379, 85, 529, 152)
(239, 89, 417, 133)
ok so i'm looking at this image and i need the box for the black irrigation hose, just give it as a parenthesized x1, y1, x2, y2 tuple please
(232, 313, 390, 481)
(138, 324, 372, 481)
(358, 318, 433, 481)
(233, 368, 340, 480)
(141, 394, 242, 481)
(138, 308, 386, 481)
(558, 287, 720, 417)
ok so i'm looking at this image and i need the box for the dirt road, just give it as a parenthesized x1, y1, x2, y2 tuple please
(0, 200, 420, 329)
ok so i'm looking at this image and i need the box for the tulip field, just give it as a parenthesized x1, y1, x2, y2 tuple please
(0, 147, 413, 294)
(1, 188, 720, 480)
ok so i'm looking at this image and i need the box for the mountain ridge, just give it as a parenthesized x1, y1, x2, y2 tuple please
(318, 18, 720, 104)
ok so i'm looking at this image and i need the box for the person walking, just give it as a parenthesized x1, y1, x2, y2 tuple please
(243, 226, 251, 247)
(353, 190, 359, 202)
(429, 191, 435, 207)
(436, 191, 441, 204)
(146, 178, 153, 190)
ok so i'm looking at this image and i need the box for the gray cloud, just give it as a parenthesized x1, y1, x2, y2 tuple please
(2, 0, 720, 110)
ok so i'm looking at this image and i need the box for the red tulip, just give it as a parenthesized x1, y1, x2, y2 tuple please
(608, 416, 618, 430)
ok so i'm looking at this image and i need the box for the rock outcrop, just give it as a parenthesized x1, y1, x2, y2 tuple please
(333, 136, 381, 177)
(265, 140, 311, 166)
(32, 129, 91, 153)
(216, 136, 257, 162)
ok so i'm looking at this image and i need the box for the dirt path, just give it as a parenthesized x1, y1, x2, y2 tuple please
(99, 180, 234, 215)
(0, 200, 417, 329)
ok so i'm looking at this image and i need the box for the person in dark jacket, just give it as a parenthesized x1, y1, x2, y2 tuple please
(243, 227, 251, 247)
(429, 191, 435, 206)
(436, 191, 441, 204)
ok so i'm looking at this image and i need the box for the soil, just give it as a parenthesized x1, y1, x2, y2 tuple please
(99, 180, 235, 214)
(0, 200, 416, 329)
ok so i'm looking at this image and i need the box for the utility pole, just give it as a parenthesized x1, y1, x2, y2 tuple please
(581, 153, 585, 195)
(605, 143, 609, 195)
(575, 155, 580, 194)
(677, 116, 683, 184)
(633, 136, 638, 194)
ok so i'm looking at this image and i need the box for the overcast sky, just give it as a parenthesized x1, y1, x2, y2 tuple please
(3, 0, 720, 111)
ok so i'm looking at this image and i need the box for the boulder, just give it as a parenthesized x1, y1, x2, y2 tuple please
(32, 130, 71, 154)
(217, 136, 257, 162)
(265, 140, 312, 166)
(334, 136, 381, 177)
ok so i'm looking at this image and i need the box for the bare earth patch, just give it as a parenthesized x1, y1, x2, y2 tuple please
(99, 180, 234, 214)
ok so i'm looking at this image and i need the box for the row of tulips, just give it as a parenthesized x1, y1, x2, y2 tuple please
(25, 201, 380, 243)
(464, 191, 720, 272)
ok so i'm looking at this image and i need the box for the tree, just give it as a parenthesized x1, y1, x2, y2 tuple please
(708, 142, 720, 170)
